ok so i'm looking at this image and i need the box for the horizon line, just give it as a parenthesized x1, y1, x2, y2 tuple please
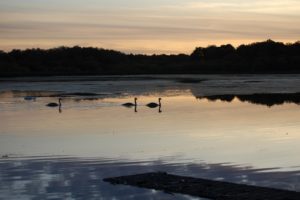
(1, 39, 300, 55)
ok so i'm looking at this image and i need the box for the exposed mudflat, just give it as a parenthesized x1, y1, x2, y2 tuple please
(104, 172, 300, 200)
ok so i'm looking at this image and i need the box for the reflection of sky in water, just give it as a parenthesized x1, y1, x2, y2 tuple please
(1, 76, 300, 198)
(0, 157, 299, 199)
(1, 94, 300, 170)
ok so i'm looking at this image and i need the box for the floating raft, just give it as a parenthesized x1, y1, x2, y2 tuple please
(104, 172, 300, 200)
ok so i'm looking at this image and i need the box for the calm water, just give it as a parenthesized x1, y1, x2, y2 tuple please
(1, 75, 300, 199)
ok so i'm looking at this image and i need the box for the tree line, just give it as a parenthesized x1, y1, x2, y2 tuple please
(1, 40, 300, 77)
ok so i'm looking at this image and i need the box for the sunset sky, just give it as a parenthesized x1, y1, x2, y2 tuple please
(0, 0, 300, 54)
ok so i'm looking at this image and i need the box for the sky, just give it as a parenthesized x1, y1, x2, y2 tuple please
(0, 0, 300, 54)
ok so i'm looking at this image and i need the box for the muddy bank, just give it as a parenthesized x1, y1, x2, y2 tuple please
(104, 172, 300, 200)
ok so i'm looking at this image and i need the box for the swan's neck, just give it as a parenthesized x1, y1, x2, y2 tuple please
(134, 99, 137, 105)
(59, 99, 62, 106)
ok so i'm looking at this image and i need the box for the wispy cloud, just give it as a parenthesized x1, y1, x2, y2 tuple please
(175, 0, 300, 14)
(0, 0, 299, 53)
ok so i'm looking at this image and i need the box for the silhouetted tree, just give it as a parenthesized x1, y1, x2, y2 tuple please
(1, 40, 300, 77)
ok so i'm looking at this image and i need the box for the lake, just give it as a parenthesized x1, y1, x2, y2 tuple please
(1, 75, 300, 199)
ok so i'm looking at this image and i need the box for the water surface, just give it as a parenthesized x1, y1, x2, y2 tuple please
(1, 75, 300, 199)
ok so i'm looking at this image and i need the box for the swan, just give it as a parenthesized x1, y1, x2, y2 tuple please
(46, 98, 62, 107)
(147, 98, 161, 108)
(122, 97, 137, 107)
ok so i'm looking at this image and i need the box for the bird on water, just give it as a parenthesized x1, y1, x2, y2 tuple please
(122, 97, 137, 107)
(146, 98, 162, 108)
(46, 98, 62, 107)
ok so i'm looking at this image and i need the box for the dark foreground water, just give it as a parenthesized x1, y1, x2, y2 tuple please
(1, 75, 300, 199)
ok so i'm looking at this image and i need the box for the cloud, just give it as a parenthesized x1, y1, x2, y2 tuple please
(175, 0, 300, 14)
(0, 0, 299, 53)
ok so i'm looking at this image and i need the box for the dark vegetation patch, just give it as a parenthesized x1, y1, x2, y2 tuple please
(104, 172, 300, 200)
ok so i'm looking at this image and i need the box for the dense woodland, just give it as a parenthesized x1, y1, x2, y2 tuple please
(0, 40, 300, 77)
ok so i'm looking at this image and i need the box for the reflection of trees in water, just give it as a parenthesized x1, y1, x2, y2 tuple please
(197, 93, 300, 107)
(5, 88, 300, 108)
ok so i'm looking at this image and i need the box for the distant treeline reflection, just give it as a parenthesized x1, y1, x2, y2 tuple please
(1, 40, 300, 76)
(197, 93, 300, 107)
